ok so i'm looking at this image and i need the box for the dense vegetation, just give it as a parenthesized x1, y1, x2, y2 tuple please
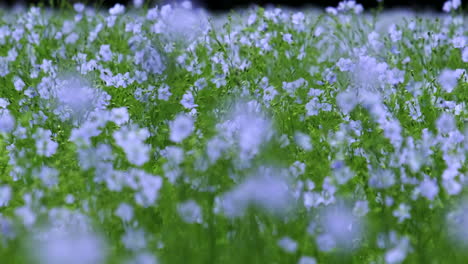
(0, 1, 467, 263)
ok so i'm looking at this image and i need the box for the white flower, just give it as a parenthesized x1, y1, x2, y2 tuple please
(177, 200, 203, 224)
(154, 6, 209, 43)
(462, 47, 468, 63)
(212, 101, 274, 165)
(180, 91, 197, 110)
(443, 1, 453, 12)
(37, 166, 59, 188)
(438, 69, 465, 93)
(247, 13, 256, 25)
(70, 113, 109, 148)
(0, 56, 9, 77)
(382, 119, 402, 147)
(15, 206, 36, 227)
(318, 204, 363, 251)
(443, 0, 461, 12)
(326, 7, 338, 15)
(436, 112, 456, 135)
(289, 161, 306, 178)
(369, 169, 395, 189)
(336, 90, 358, 114)
(99, 45, 113, 62)
(115, 203, 134, 222)
(332, 161, 355, 185)
(418, 178, 439, 200)
(122, 228, 146, 251)
(353, 200, 369, 217)
(385, 236, 410, 264)
(65, 194, 75, 204)
(65, 33, 79, 44)
(13, 76, 25, 91)
(345, 55, 401, 96)
(0, 109, 14, 134)
(33, 221, 106, 264)
(337, 0, 364, 13)
(389, 24, 402, 43)
(133, 0, 144, 8)
(337, 58, 353, 72)
(282, 33, 293, 44)
(452, 0, 462, 9)
(158, 84, 172, 101)
(109, 3, 125, 16)
(161, 146, 185, 165)
(452, 36, 466, 49)
(73, 3, 85, 13)
(291, 12, 304, 25)
(34, 128, 58, 157)
(305, 98, 320, 116)
(110, 107, 129, 126)
(443, 178, 462, 195)
(298, 256, 316, 264)
(278, 237, 298, 253)
(393, 203, 411, 223)
(133, 170, 163, 207)
(263, 85, 278, 103)
(294, 132, 312, 151)
(169, 114, 195, 143)
(53, 75, 110, 124)
(316, 233, 336, 252)
(113, 126, 151, 166)
(216, 168, 293, 218)
(205, 137, 228, 164)
(0, 185, 11, 207)
(447, 200, 468, 246)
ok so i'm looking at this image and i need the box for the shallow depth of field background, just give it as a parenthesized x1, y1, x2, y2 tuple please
(0, 0, 467, 263)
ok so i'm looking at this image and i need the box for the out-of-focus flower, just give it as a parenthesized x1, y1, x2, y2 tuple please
(438, 69, 465, 93)
(177, 200, 203, 224)
(316, 203, 364, 252)
(0, 185, 11, 207)
(0, 109, 15, 134)
(113, 125, 151, 166)
(109, 3, 125, 16)
(215, 167, 294, 218)
(169, 114, 195, 143)
(393, 203, 411, 223)
(278, 236, 298, 253)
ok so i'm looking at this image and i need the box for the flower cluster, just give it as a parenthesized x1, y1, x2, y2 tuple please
(0, 1, 467, 264)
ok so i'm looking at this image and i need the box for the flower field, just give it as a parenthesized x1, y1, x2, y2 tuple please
(0, 0, 467, 263)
